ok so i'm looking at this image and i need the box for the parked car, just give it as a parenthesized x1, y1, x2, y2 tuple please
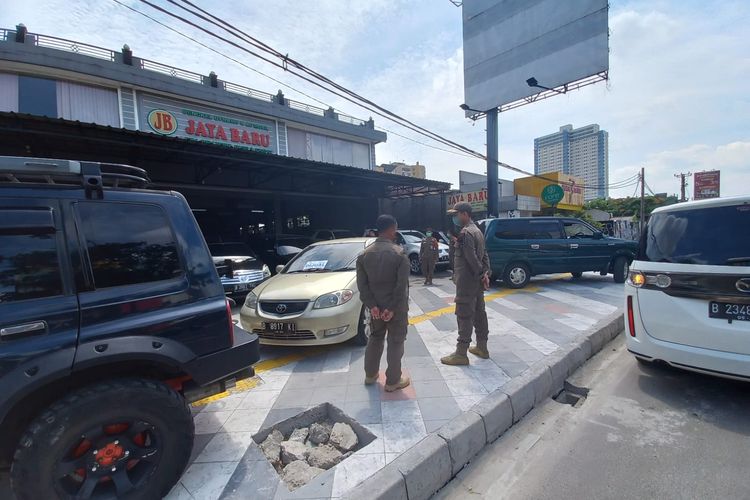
(0, 156, 260, 499)
(241, 238, 375, 346)
(625, 196, 750, 380)
(251, 234, 312, 272)
(209, 242, 271, 296)
(478, 217, 637, 288)
(396, 230, 450, 274)
(311, 229, 357, 241)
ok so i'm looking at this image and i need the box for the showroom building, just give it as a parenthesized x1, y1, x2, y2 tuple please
(0, 25, 449, 242)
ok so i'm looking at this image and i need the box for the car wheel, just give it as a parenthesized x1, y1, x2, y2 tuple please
(409, 254, 422, 275)
(613, 256, 629, 284)
(503, 262, 530, 289)
(571, 271, 583, 279)
(11, 378, 194, 500)
(352, 306, 371, 346)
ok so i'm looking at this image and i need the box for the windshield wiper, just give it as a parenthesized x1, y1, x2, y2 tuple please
(286, 269, 330, 274)
(727, 257, 750, 265)
(331, 266, 356, 272)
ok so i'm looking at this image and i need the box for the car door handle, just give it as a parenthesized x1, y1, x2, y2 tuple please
(0, 321, 48, 338)
(530, 244, 540, 249)
(570, 244, 579, 249)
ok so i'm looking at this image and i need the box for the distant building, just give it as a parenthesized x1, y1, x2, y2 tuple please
(377, 161, 426, 179)
(534, 124, 609, 201)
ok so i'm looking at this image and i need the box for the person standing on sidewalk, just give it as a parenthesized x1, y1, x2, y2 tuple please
(356, 214, 411, 392)
(419, 227, 439, 285)
(441, 202, 491, 366)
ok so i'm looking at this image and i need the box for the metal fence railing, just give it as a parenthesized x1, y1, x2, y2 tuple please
(3, 29, 371, 128)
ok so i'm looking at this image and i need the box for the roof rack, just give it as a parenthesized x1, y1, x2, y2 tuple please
(0, 156, 150, 199)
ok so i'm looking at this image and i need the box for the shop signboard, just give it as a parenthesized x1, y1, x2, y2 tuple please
(447, 188, 488, 212)
(694, 170, 720, 200)
(541, 184, 564, 205)
(137, 93, 277, 154)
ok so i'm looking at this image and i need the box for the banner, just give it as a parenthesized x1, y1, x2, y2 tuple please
(447, 189, 488, 212)
(694, 171, 720, 200)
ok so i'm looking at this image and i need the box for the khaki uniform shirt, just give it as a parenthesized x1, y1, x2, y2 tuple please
(453, 222, 490, 295)
(419, 237, 439, 262)
(356, 237, 410, 314)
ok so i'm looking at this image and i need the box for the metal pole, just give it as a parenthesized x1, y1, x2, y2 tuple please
(639, 167, 645, 232)
(486, 108, 498, 217)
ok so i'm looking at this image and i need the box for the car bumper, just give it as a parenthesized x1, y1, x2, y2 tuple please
(183, 325, 260, 386)
(625, 291, 750, 380)
(240, 301, 362, 346)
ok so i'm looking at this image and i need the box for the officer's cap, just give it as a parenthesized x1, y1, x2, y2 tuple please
(451, 202, 473, 215)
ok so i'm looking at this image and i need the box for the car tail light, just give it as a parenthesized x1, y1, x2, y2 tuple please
(627, 295, 636, 337)
(225, 298, 235, 344)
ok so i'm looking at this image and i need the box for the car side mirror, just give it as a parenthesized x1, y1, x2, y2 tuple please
(276, 265, 285, 274)
(593, 231, 604, 240)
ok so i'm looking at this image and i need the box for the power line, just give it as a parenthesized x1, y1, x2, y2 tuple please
(129, 0, 638, 192)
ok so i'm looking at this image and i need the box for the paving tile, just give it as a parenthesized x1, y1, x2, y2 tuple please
(273, 388, 313, 409)
(193, 410, 233, 435)
(344, 383, 381, 402)
(165, 482, 193, 500)
(417, 397, 462, 422)
(237, 389, 282, 410)
(194, 432, 257, 463)
(406, 363, 444, 381)
(344, 400, 382, 424)
(263, 407, 307, 428)
(413, 379, 452, 398)
(403, 331, 431, 357)
(332, 452, 386, 497)
(316, 371, 352, 387)
(381, 399, 422, 423)
(454, 394, 485, 411)
(180, 461, 239, 500)
(283, 373, 320, 390)
(445, 376, 489, 397)
(222, 408, 270, 433)
(430, 314, 457, 332)
(382, 420, 427, 454)
(220, 445, 279, 500)
(255, 375, 291, 392)
(358, 423, 385, 455)
(201, 393, 244, 413)
(188, 432, 214, 465)
(309, 384, 349, 406)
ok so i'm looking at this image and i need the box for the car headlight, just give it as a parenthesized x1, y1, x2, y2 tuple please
(244, 291, 259, 310)
(262, 264, 271, 278)
(313, 289, 354, 309)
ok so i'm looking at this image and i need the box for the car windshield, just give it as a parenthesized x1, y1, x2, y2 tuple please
(402, 234, 422, 244)
(401, 231, 425, 239)
(284, 242, 365, 273)
(209, 243, 256, 259)
(640, 204, 750, 265)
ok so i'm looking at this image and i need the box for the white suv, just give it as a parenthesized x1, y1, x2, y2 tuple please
(625, 195, 750, 380)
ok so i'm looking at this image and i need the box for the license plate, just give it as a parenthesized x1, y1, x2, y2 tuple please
(263, 322, 297, 333)
(234, 284, 249, 292)
(709, 302, 750, 322)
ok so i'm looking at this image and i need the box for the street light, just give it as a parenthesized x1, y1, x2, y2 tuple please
(459, 103, 484, 120)
(526, 77, 566, 95)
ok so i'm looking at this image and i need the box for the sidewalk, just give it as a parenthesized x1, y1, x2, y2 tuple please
(169, 273, 624, 499)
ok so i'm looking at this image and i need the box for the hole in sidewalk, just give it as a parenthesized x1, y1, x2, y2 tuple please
(553, 382, 589, 408)
(253, 403, 376, 491)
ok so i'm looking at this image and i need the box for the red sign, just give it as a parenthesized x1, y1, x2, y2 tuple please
(185, 119, 271, 148)
(147, 109, 178, 135)
(694, 170, 720, 200)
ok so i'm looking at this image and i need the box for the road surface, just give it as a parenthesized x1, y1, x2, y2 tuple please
(436, 335, 750, 500)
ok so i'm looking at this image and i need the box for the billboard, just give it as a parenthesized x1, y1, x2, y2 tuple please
(514, 172, 584, 210)
(137, 93, 277, 154)
(462, 0, 609, 111)
(694, 171, 720, 200)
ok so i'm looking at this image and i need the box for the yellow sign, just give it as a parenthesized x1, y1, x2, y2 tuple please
(514, 173, 584, 210)
(447, 189, 488, 212)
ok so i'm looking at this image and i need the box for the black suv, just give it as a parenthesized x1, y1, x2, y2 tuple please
(0, 157, 260, 499)
(479, 217, 638, 288)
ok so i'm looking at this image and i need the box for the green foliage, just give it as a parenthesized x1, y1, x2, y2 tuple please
(584, 195, 679, 220)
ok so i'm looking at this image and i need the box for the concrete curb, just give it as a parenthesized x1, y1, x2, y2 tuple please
(344, 311, 624, 500)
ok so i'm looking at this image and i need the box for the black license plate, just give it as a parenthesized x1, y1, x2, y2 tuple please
(234, 284, 249, 292)
(709, 302, 750, 322)
(263, 322, 297, 333)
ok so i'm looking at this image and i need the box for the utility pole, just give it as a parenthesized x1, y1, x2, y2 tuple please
(674, 172, 692, 202)
(639, 167, 645, 232)
(486, 108, 499, 217)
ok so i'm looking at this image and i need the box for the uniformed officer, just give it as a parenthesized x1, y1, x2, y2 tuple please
(356, 214, 411, 392)
(419, 227, 439, 285)
(441, 202, 491, 365)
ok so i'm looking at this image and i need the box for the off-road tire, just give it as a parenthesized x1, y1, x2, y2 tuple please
(11, 378, 194, 500)
(613, 256, 629, 284)
(503, 262, 531, 289)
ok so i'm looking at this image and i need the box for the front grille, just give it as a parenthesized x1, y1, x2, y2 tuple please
(254, 329, 316, 340)
(259, 301, 309, 315)
(236, 270, 265, 282)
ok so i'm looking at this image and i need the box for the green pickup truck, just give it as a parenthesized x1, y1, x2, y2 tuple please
(477, 217, 638, 288)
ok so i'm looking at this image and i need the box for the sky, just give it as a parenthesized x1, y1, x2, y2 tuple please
(1, 0, 749, 198)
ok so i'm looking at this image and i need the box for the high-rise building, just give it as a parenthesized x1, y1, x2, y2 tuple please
(376, 161, 426, 179)
(534, 124, 609, 201)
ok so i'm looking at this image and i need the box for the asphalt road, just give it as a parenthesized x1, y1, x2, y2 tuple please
(436, 334, 750, 500)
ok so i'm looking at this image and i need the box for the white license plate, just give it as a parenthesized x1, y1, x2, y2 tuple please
(263, 322, 297, 333)
(709, 302, 750, 322)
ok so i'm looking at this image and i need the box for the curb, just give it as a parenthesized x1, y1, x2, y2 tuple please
(344, 310, 624, 500)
